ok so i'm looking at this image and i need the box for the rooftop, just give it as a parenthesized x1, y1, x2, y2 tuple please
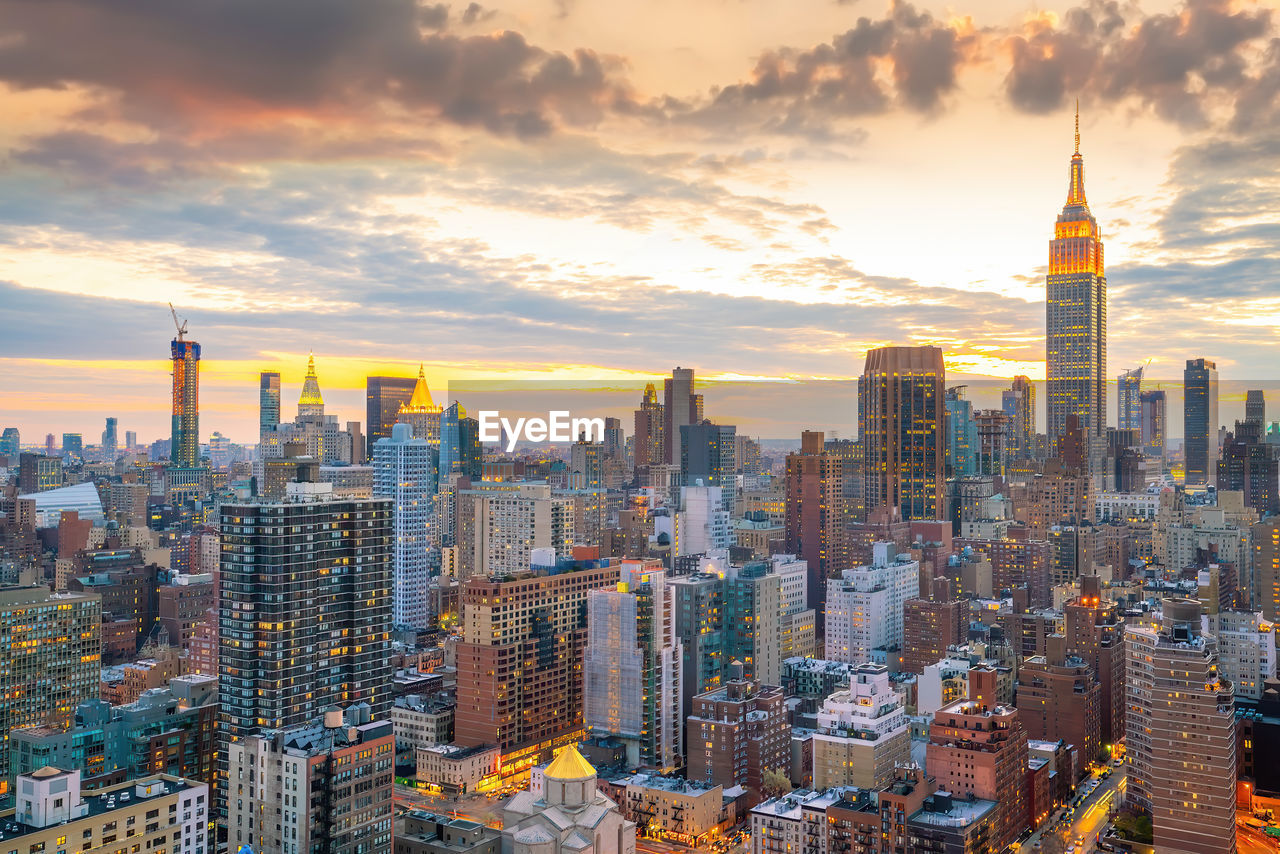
(0, 774, 200, 842)
(911, 793, 997, 828)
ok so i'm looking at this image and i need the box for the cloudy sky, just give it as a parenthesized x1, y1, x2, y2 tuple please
(2, 0, 1278, 443)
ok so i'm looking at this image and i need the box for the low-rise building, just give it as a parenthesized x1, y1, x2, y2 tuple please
(907, 791, 999, 853)
(618, 773, 727, 847)
(416, 744, 501, 797)
(393, 694, 455, 755)
(749, 788, 844, 854)
(394, 810, 501, 854)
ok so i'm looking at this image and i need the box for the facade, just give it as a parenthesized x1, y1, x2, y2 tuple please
(366, 375, 419, 456)
(1125, 598, 1235, 854)
(1140, 389, 1167, 460)
(218, 485, 393, 759)
(392, 694, 455, 754)
(454, 555, 618, 778)
(680, 421, 736, 510)
(1209, 609, 1276, 701)
(1063, 576, 1125, 747)
(458, 483, 574, 580)
(825, 543, 919, 665)
(671, 571, 726, 719)
(686, 665, 790, 801)
(227, 706, 394, 854)
(860, 346, 945, 521)
(416, 744, 500, 797)
(170, 329, 201, 468)
(374, 422, 438, 630)
(1118, 366, 1143, 431)
(811, 663, 911, 790)
(784, 433, 855, 612)
(902, 596, 969, 674)
(259, 370, 281, 440)
(1046, 117, 1107, 452)
(396, 810, 501, 854)
(1002, 374, 1036, 460)
(0, 769, 206, 854)
(1183, 358, 1220, 486)
(583, 562, 683, 771)
(1014, 636, 1100, 774)
(501, 745, 636, 854)
(620, 774, 725, 847)
(17, 452, 61, 493)
(0, 586, 101, 793)
(1255, 518, 1280, 622)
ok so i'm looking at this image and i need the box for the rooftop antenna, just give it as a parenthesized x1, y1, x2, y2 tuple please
(169, 302, 188, 341)
(1074, 99, 1080, 155)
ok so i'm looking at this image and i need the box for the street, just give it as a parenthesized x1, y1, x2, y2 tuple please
(1023, 767, 1126, 852)
(1238, 820, 1280, 854)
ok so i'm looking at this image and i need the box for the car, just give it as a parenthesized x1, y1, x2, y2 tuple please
(1065, 847, 1076, 854)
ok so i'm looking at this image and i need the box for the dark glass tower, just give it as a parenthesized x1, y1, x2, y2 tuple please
(365, 375, 417, 456)
(258, 371, 281, 436)
(1184, 358, 1219, 486)
(1047, 108, 1107, 453)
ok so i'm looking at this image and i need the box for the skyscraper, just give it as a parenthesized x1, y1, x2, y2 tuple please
(101, 417, 118, 460)
(663, 367, 700, 465)
(945, 386, 978, 478)
(61, 432, 83, 462)
(1246, 388, 1266, 428)
(1183, 358, 1219, 486)
(1118, 366, 1142, 431)
(0, 426, 18, 459)
(633, 382, 665, 471)
(169, 316, 201, 468)
(259, 370, 281, 438)
(785, 431, 853, 612)
(366, 375, 418, 456)
(374, 422, 437, 630)
(397, 365, 443, 445)
(1001, 375, 1036, 460)
(681, 420, 736, 510)
(1140, 389, 1167, 461)
(859, 345, 945, 521)
(1047, 109, 1107, 451)
(298, 353, 325, 420)
(1125, 598, 1235, 854)
(439, 401, 482, 485)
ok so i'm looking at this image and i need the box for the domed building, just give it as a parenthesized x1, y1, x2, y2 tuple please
(501, 744, 636, 854)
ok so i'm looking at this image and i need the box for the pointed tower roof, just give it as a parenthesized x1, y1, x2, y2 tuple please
(1066, 101, 1087, 208)
(299, 354, 324, 407)
(545, 743, 595, 781)
(407, 364, 435, 409)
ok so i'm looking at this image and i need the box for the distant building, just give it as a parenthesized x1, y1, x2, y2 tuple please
(367, 375, 418, 456)
(860, 346, 945, 520)
(1183, 358, 1219, 486)
(1140, 389, 1167, 460)
(169, 321, 201, 468)
(259, 370, 281, 440)
(374, 422, 438, 630)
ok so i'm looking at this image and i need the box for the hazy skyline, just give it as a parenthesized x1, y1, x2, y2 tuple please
(3, 0, 1279, 442)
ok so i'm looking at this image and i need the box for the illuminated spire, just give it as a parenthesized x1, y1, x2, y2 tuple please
(1066, 103, 1087, 208)
(298, 352, 325, 415)
(406, 364, 436, 410)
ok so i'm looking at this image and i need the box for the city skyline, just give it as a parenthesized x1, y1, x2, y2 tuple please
(3, 0, 1280, 442)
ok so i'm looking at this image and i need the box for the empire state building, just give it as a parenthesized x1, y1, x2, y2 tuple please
(1047, 108, 1107, 451)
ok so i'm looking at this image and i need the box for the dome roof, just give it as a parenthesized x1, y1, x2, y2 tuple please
(544, 744, 595, 781)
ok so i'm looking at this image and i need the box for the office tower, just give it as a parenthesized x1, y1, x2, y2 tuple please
(0, 586, 101, 789)
(974, 408, 1012, 476)
(785, 431, 853, 612)
(502, 746, 636, 854)
(366, 375, 418, 456)
(17, 452, 62, 493)
(1001, 375, 1036, 460)
(259, 370, 281, 438)
(925, 672, 1029, 849)
(100, 417, 118, 459)
(583, 562, 683, 771)
(1247, 389, 1267, 428)
(811, 663, 911, 790)
(945, 386, 978, 477)
(207, 431, 230, 470)
(219, 484, 393, 748)
(169, 318, 201, 468)
(1014, 634, 1100, 775)
(1118, 366, 1143, 430)
(902, 596, 969, 674)
(43, 433, 54, 455)
(662, 366, 699, 465)
(374, 422, 438, 630)
(1046, 111, 1107, 451)
(633, 382, 665, 471)
(60, 432, 82, 461)
(0, 426, 18, 458)
(686, 662, 790, 798)
(124, 430, 136, 451)
(671, 571, 726, 719)
(1255, 519, 1280, 622)
(1183, 358, 1219, 486)
(1139, 389, 1166, 460)
(681, 421, 736, 509)
(439, 401, 482, 485)
(825, 542, 919, 664)
(228, 706, 394, 854)
(397, 365, 443, 445)
(1209, 609, 1276, 701)
(860, 345, 945, 521)
(454, 554, 618, 777)
(1125, 598, 1235, 854)
(2, 769, 206, 854)
(1218, 420, 1280, 515)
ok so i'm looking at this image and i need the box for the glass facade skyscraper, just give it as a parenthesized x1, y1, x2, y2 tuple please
(1118, 366, 1143, 431)
(373, 422, 437, 630)
(860, 345, 945, 521)
(258, 370, 280, 437)
(170, 331, 201, 468)
(1183, 358, 1219, 486)
(1047, 112, 1107, 452)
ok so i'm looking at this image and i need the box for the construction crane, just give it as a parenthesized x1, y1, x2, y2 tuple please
(169, 302, 188, 341)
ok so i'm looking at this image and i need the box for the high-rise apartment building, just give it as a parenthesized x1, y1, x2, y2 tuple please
(373, 422, 437, 630)
(218, 484, 393, 753)
(663, 367, 701, 465)
(1208, 609, 1276, 701)
(259, 370, 281, 439)
(1139, 388, 1166, 460)
(439, 401, 482, 486)
(1118, 366, 1143, 431)
(860, 346, 945, 521)
(366, 375, 418, 457)
(825, 542, 919, 665)
(454, 553, 619, 778)
(1218, 419, 1279, 515)
(1002, 375, 1036, 460)
(1014, 634, 1100, 776)
(686, 663, 790, 801)
(227, 706, 394, 854)
(1183, 358, 1219, 486)
(0, 586, 101, 792)
(671, 571, 726, 719)
(1254, 518, 1280, 622)
(169, 321, 201, 468)
(681, 421, 736, 510)
(1125, 598, 1235, 854)
(811, 663, 911, 790)
(1046, 114, 1107, 451)
(457, 483, 574, 579)
(583, 561, 683, 771)
(1063, 575, 1125, 747)
(784, 431, 854, 613)
(902, 596, 969, 674)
